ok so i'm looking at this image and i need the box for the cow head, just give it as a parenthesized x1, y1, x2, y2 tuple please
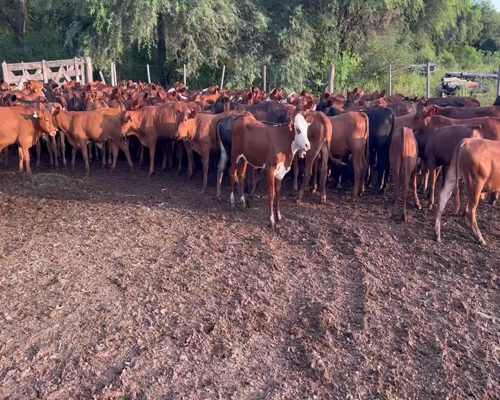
(175, 109, 197, 140)
(413, 106, 436, 132)
(119, 111, 136, 137)
(290, 113, 312, 157)
(33, 103, 57, 136)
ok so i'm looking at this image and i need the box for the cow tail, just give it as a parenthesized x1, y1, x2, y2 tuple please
(324, 114, 332, 160)
(364, 113, 370, 172)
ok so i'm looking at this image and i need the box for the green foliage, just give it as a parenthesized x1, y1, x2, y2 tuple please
(1, 0, 500, 102)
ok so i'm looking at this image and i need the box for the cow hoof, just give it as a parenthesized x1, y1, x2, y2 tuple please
(401, 215, 408, 223)
(416, 204, 422, 210)
(436, 235, 441, 243)
(320, 196, 326, 204)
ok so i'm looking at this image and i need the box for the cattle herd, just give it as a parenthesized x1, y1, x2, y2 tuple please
(1, 80, 499, 244)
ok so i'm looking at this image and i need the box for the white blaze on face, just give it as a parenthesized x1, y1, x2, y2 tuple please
(291, 113, 310, 154)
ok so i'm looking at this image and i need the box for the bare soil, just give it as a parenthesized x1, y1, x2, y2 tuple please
(1, 153, 499, 400)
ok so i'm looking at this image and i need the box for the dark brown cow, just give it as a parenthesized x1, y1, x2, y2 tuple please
(120, 102, 192, 177)
(428, 97, 480, 107)
(229, 113, 313, 228)
(52, 106, 134, 176)
(435, 138, 500, 245)
(327, 112, 370, 198)
(386, 101, 417, 117)
(389, 127, 421, 221)
(434, 106, 500, 119)
(0, 105, 57, 176)
(424, 125, 483, 209)
(293, 111, 345, 203)
(174, 110, 246, 193)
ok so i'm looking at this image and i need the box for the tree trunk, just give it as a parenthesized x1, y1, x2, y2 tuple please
(157, 12, 167, 86)
(14, 0, 26, 49)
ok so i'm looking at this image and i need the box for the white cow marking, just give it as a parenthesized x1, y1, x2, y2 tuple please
(236, 154, 265, 169)
(230, 192, 235, 206)
(274, 162, 289, 180)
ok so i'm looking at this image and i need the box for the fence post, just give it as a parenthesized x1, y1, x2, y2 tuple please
(85, 57, 93, 84)
(426, 62, 431, 99)
(113, 62, 118, 86)
(42, 60, 48, 84)
(263, 65, 267, 93)
(388, 64, 392, 96)
(1, 61, 8, 86)
(99, 71, 106, 85)
(220, 65, 225, 90)
(183, 64, 187, 86)
(497, 65, 500, 97)
(328, 65, 335, 93)
(74, 57, 80, 83)
(111, 62, 116, 86)
(146, 64, 151, 84)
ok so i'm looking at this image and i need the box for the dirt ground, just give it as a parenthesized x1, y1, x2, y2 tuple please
(1, 151, 499, 400)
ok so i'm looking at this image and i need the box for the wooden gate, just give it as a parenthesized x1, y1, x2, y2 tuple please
(1, 57, 93, 89)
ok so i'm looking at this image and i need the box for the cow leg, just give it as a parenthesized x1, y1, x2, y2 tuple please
(435, 170, 457, 243)
(217, 142, 229, 202)
(427, 168, 437, 209)
(488, 191, 499, 206)
(238, 160, 248, 210)
(229, 163, 238, 210)
(18, 146, 24, 173)
(60, 133, 67, 169)
(392, 169, 400, 219)
(275, 178, 282, 222)
(101, 142, 107, 168)
(110, 141, 120, 172)
(293, 155, 299, 192)
(176, 142, 183, 174)
(411, 166, 421, 210)
(36, 140, 41, 168)
(49, 136, 57, 169)
(80, 140, 90, 176)
(167, 142, 174, 170)
(267, 167, 276, 228)
(185, 143, 194, 179)
(312, 157, 319, 193)
(298, 152, 316, 202)
(88, 142, 93, 161)
(161, 142, 168, 172)
(352, 153, 364, 199)
(366, 148, 376, 189)
(319, 145, 329, 203)
(380, 146, 391, 193)
(139, 144, 144, 166)
(201, 151, 210, 194)
(466, 184, 485, 245)
(402, 172, 410, 222)
(115, 139, 134, 172)
(148, 142, 156, 177)
(71, 147, 77, 173)
(108, 141, 113, 166)
(22, 145, 32, 177)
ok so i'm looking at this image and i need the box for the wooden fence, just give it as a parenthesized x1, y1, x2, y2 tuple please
(1, 57, 93, 89)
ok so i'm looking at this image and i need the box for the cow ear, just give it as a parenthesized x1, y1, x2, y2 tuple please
(189, 110, 196, 119)
(144, 92, 149, 99)
(305, 115, 314, 126)
(353, 88, 358, 94)
(355, 93, 361, 101)
(133, 98, 140, 107)
(324, 92, 331, 100)
(306, 99, 314, 109)
(300, 90, 307, 97)
(379, 90, 386, 98)
(12, 95, 17, 102)
(247, 92, 253, 99)
(429, 106, 436, 117)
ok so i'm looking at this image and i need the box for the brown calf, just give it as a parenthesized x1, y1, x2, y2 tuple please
(327, 112, 370, 199)
(120, 102, 192, 177)
(229, 113, 313, 228)
(435, 138, 500, 245)
(0, 105, 57, 176)
(174, 110, 246, 193)
(52, 106, 134, 176)
(424, 125, 483, 209)
(389, 127, 421, 221)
